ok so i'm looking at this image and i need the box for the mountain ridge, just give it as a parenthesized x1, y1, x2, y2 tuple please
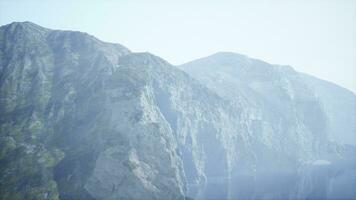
(0, 22, 355, 200)
(180, 51, 356, 96)
(3, 21, 353, 95)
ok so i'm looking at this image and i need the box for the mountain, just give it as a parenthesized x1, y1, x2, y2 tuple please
(0, 22, 185, 200)
(179, 52, 356, 199)
(180, 52, 356, 146)
(0, 22, 355, 200)
(302, 74, 356, 145)
(0, 22, 247, 200)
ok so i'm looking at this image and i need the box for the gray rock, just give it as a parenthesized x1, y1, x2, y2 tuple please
(1, 22, 355, 200)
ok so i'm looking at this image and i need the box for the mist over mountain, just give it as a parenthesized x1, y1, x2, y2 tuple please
(0, 22, 355, 200)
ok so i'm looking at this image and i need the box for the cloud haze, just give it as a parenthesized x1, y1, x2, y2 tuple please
(1, 0, 355, 92)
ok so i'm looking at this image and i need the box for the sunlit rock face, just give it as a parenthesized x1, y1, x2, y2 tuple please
(0, 22, 185, 200)
(0, 22, 245, 200)
(0, 22, 355, 200)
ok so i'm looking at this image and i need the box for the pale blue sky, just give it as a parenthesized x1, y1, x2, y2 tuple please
(1, 0, 355, 92)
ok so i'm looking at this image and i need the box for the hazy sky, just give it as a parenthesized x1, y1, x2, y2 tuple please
(1, 0, 355, 92)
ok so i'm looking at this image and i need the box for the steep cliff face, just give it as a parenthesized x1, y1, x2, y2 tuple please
(0, 22, 355, 200)
(301, 74, 356, 145)
(0, 22, 186, 200)
(180, 52, 330, 161)
(0, 22, 252, 200)
(180, 52, 356, 199)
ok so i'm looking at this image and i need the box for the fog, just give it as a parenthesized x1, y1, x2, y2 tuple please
(1, 1, 356, 200)
(1, 0, 355, 93)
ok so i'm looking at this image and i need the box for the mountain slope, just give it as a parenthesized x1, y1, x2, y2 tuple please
(179, 52, 356, 199)
(0, 22, 185, 200)
(0, 23, 355, 200)
(301, 74, 356, 145)
(180, 52, 356, 147)
(0, 22, 251, 200)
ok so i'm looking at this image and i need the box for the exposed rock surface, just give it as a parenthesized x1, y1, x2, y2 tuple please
(180, 52, 356, 199)
(0, 22, 184, 200)
(0, 23, 355, 200)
